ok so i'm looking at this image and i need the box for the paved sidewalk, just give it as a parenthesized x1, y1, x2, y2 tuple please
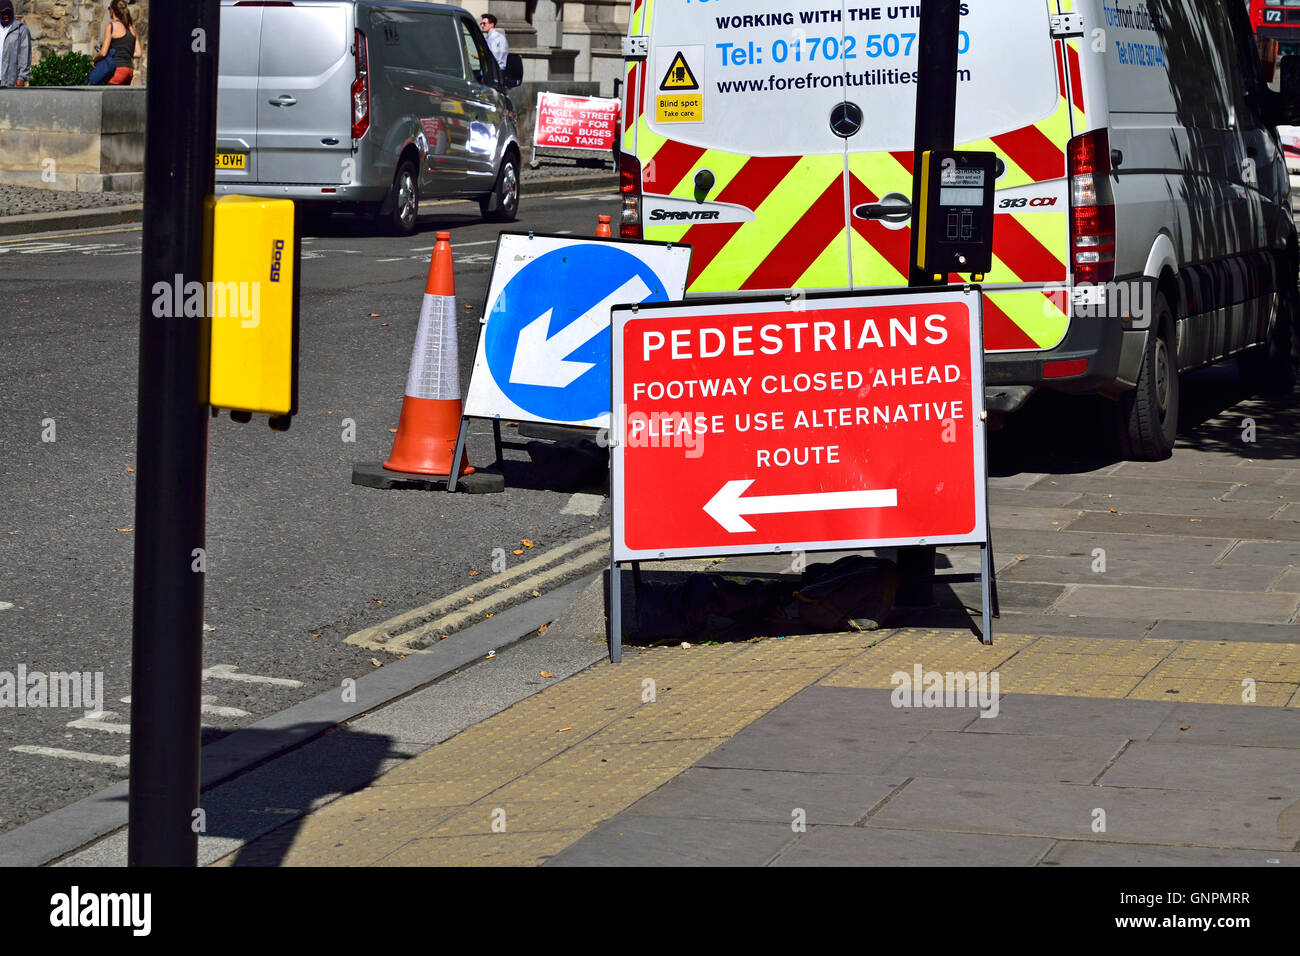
(211, 380, 1300, 867)
(0, 156, 615, 236)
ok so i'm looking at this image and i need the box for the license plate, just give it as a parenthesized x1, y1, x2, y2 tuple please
(216, 152, 246, 170)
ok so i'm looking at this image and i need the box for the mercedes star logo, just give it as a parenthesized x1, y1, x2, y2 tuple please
(829, 102, 863, 138)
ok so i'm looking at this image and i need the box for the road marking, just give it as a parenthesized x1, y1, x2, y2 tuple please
(0, 601, 13, 612)
(10, 745, 128, 768)
(561, 493, 605, 516)
(346, 527, 610, 652)
(119, 695, 251, 718)
(0, 224, 141, 244)
(67, 711, 130, 734)
(409, 239, 498, 252)
(202, 664, 303, 687)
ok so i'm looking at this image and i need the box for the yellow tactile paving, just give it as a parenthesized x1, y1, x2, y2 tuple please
(376, 828, 593, 867)
(1129, 676, 1298, 707)
(221, 628, 1300, 867)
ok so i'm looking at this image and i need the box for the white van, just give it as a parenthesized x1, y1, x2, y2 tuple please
(618, 0, 1300, 459)
(216, 0, 523, 234)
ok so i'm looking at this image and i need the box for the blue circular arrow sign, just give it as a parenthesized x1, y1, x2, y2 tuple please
(485, 244, 671, 422)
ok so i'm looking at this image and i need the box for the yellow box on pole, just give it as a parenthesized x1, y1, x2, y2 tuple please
(208, 195, 298, 426)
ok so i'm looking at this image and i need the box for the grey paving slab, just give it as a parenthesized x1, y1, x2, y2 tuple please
(1041, 841, 1300, 866)
(868, 778, 1298, 849)
(694, 686, 977, 774)
(546, 816, 799, 866)
(1053, 585, 1300, 623)
(965, 694, 1173, 739)
(1071, 493, 1287, 520)
(988, 488, 1085, 509)
(1273, 568, 1300, 594)
(941, 580, 1066, 611)
(1220, 483, 1300, 502)
(1065, 511, 1300, 542)
(884, 731, 1126, 785)
(1033, 475, 1240, 498)
(989, 507, 1085, 531)
(987, 472, 1053, 490)
(1098, 741, 1300, 796)
(1113, 460, 1286, 481)
(1219, 541, 1300, 565)
(994, 613, 1156, 639)
(1149, 703, 1300, 749)
(1145, 619, 1300, 643)
(771, 825, 1053, 866)
(622, 768, 903, 825)
(994, 529, 1233, 563)
(998, 555, 1281, 592)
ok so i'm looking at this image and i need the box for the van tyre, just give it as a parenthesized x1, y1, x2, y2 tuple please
(1117, 293, 1179, 462)
(1237, 276, 1298, 399)
(480, 154, 519, 222)
(387, 159, 419, 236)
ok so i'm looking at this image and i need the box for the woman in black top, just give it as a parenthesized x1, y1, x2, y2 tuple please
(90, 1, 141, 85)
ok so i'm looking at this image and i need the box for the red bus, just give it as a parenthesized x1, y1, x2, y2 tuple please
(1252, 1, 1300, 48)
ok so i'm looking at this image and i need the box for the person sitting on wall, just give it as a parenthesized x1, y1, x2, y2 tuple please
(88, 1, 141, 86)
(0, 0, 32, 89)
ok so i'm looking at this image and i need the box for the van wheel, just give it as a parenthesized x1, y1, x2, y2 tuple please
(387, 159, 419, 236)
(1116, 293, 1179, 461)
(1237, 277, 1298, 398)
(480, 154, 519, 222)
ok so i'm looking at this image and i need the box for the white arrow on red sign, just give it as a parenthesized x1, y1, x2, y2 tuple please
(703, 480, 899, 533)
(509, 275, 653, 388)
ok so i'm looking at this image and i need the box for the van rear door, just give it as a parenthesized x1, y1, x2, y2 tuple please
(253, 1, 355, 185)
(633, 0, 1073, 351)
(216, 2, 265, 183)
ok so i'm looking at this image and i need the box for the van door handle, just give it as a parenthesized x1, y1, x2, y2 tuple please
(269, 95, 298, 107)
(852, 194, 912, 223)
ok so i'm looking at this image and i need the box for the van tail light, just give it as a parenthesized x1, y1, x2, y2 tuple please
(1068, 128, 1115, 284)
(352, 29, 370, 140)
(619, 153, 642, 239)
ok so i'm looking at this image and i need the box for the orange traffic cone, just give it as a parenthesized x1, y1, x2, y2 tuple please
(595, 214, 613, 238)
(382, 232, 474, 477)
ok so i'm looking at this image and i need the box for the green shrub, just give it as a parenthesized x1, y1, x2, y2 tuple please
(29, 52, 95, 87)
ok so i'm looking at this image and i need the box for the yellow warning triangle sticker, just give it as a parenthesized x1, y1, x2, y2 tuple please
(660, 51, 699, 91)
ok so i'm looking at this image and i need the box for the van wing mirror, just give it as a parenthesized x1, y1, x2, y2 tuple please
(1274, 56, 1300, 126)
(503, 53, 523, 89)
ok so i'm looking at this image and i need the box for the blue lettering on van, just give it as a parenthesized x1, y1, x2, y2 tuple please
(270, 238, 285, 283)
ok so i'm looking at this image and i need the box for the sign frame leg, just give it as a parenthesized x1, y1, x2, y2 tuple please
(608, 557, 623, 663)
(446, 417, 472, 493)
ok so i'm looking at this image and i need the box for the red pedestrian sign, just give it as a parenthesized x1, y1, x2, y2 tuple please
(611, 288, 987, 561)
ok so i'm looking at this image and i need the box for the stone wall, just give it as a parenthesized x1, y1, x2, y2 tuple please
(21, 0, 149, 85)
(0, 87, 145, 191)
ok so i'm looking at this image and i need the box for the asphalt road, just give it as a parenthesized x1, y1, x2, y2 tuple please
(0, 190, 621, 834)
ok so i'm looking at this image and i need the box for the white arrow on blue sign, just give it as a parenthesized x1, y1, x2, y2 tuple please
(464, 235, 692, 428)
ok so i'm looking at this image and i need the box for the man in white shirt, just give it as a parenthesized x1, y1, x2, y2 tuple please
(480, 13, 508, 70)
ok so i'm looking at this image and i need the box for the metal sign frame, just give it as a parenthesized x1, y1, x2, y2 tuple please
(606, 285, 997, 660)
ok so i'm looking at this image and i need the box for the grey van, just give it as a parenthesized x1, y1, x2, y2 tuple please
(215, 0, 523, 234)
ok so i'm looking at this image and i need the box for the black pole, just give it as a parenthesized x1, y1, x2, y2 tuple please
(908, 0, 962, 287)
(128, 0, 221, 867)
(899, 0, 962, 606)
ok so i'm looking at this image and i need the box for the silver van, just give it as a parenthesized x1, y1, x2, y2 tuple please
(215, 0, 523, 234)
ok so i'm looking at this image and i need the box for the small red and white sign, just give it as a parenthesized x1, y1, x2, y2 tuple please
(611, 289, 987, 561)
(534, 93, 621, 151)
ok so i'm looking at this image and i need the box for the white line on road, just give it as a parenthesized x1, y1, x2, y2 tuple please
(10, 745, 128, 768)
(201, 664, 303, 687)
(66, 711, 130, 734)
(0, 601, 13, 611)
(561, 493, 605, 516)
(119, 695, 253, 718)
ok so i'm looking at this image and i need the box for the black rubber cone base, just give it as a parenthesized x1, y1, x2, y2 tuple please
(351, 461, 505, 493)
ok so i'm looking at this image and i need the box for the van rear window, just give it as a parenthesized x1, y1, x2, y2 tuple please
(645, 0, 1060, 156)
(258, 5, 349, 77)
